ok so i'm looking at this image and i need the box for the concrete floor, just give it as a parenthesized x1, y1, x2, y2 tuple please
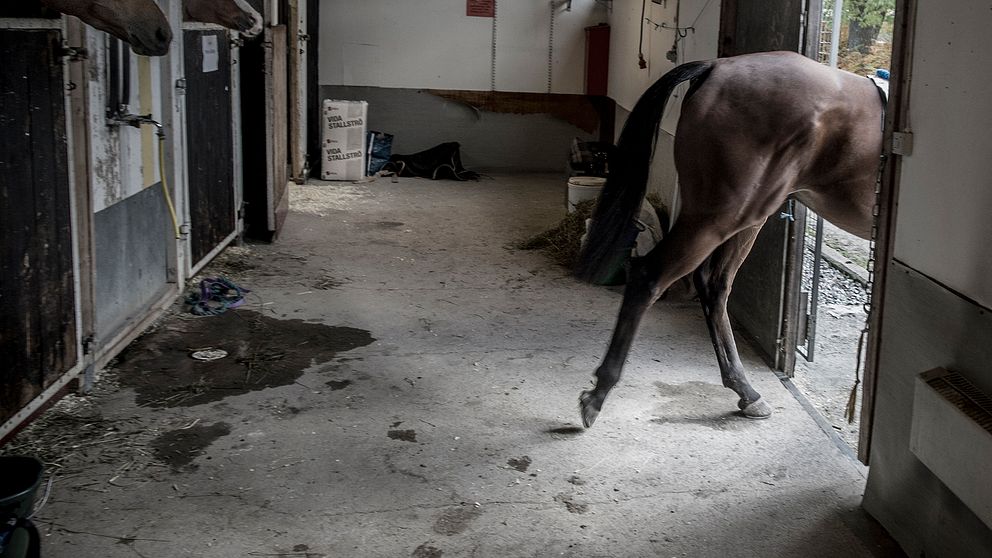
(13, 174, 904, 557)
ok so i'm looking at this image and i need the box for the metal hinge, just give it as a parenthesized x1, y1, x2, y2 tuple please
(175, 78, 187, 95)
(81, 334, 95, 355)
(892, 131, 914, 156)
(60, 45, 88, 61)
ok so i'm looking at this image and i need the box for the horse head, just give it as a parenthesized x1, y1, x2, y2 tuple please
(183, 0, 263, 38)
(40, 0, 172, 56)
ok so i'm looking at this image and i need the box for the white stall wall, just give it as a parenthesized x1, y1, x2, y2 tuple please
(891, 7, 992, 308)
(86, 35, 165, 212)
(864, 2, 992, 555)
(607, 0, 720, 215)
(318, 0, 606, 93)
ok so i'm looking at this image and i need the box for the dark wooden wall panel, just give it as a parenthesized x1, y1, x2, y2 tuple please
(240, 31, 269, 240)
(0, 30, 77, 424)
(184, 30, 235, 264)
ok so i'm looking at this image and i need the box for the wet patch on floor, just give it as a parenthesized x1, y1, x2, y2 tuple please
(388, 429, 417, 442)
(151, 421, 231, 471)
(114, 310, 374, 407)
(433, 505, 482, 536)
(506, 456, 531, 472)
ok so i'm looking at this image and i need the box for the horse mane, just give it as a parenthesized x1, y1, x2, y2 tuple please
(575, 60, 714, 283)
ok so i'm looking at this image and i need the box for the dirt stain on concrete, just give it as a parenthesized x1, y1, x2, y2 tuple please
(114, 310, 374, 407)
(545, 425, 584, 437)
(388, 429, 417, 442)
(325, 379, 352, 391)
(554, 493, 589, 514)
(412, 542, 443, 557)
(433, 505, 482, 536)
(506, 456, 531, 472)
(151, 421, 231, 471)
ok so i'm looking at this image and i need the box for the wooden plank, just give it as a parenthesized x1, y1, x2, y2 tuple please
(0, 32, 41, 416)
(269, 24, 289, 235)
(0, 5, 59, 18)
(184, 29, 235, 265)
(0, 30, 77, 425)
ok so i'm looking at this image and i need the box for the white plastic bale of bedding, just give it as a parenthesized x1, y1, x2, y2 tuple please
(321, 100, 368, 181)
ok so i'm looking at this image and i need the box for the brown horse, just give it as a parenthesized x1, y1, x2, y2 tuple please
(183, 0, 263, 38)
(576, 51, 885, 427)
(40, 0, 172, 56)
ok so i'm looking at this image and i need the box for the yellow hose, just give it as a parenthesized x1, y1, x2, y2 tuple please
(158, 134, 182, 239)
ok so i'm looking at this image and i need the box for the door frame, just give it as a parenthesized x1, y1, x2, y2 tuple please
(287, 0, 307, 181)
(858, 0, 915, 464)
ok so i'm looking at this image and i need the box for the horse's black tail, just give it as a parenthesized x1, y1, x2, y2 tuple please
(575, 60, 714, 283)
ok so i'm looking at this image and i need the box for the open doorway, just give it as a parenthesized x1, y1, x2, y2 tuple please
(792, 0, 896, 451)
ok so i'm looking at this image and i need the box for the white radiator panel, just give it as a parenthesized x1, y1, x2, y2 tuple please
(910, 368, 992, 529)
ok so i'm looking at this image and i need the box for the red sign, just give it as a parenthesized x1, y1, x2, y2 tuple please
(467, 0, 495, 18)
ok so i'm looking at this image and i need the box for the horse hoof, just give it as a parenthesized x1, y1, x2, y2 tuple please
(739, 397, 772, 419)
(579, 390, 601, 428)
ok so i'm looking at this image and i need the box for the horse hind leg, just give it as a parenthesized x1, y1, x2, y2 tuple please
(580, 222, 732, 428)
(692, 225, 773, 418)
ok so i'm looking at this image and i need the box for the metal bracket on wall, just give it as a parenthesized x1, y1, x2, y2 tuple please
(60, 45, 88, 61)
(892, 131, 914, 156)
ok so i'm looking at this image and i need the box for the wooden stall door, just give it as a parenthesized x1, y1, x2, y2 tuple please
(0, 29, 78, 426)
(267, 24, 289, 235)
(241, 23, 288, 241)
(183, 29, 236, 265)
(719, 0, 819, 374)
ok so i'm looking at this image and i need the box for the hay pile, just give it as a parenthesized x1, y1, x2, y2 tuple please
(517, 199, 597, 268)
(518, 194, 670, 270)
(0, 373, 165, 484)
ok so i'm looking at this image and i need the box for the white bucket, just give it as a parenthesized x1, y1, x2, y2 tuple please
(566, 176, 606, 213)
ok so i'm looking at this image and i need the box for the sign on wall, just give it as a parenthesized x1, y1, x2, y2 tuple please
(467, 0, 494, 18)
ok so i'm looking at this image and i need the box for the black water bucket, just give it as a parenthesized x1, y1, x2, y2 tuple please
(0, 456, 43, 558)
(0, 457, 42, 519)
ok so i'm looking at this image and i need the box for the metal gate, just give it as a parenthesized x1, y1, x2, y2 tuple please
(0, 23, 82, 436)
(718, 0, 822, 375)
